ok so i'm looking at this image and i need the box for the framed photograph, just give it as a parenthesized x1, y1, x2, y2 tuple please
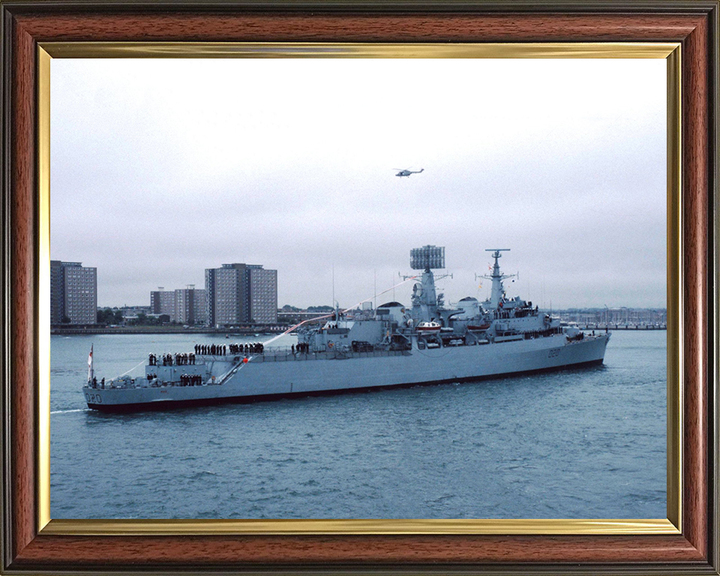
(1, 2, 717, 574)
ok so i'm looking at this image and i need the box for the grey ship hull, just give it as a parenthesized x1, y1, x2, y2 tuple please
(84, 334, 610, 412)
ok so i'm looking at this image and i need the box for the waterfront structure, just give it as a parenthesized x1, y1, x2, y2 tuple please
(556, 308, 667, 329)
(174, 286, 207, 325)
(120, 305, 151, 316)
(205, 263, 277, 327)
(150, 289, 175, 317)
(50, 260, 97, 325)
(205, 264, 247, 327)
(150, 287, 208, 324)
(248, 265, 278, 324)
(83, 247, 610, 412)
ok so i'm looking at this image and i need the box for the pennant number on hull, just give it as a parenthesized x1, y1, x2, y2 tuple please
(84, 393, 103, 404)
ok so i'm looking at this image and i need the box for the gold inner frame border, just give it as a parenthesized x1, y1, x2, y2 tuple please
(36, 41, 682, 537)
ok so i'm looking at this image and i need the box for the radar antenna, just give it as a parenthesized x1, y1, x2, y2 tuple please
(410, 245, 445, 271)
(405, 246, 451, 281)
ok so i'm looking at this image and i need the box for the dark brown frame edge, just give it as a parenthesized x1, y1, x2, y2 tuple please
(0, 2, 717, 574)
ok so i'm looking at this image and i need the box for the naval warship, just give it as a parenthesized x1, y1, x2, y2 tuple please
(83, 247, 610, 412)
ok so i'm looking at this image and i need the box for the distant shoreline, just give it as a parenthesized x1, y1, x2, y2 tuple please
(51, 326, 291, 336)
(50, 323, 665, 336)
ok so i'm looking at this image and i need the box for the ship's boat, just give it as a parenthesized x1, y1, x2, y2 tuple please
(467, 323, 491, 331)
(82, 247, 611, 412)
(416, 321, 441, 334)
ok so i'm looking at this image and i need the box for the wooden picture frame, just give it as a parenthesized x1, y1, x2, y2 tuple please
(1, 1, 717, 573)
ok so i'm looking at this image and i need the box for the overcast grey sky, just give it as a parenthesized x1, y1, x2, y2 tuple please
(51, 58, 666, 310)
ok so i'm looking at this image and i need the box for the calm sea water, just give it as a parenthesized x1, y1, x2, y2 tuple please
(50, 331, 666, 519)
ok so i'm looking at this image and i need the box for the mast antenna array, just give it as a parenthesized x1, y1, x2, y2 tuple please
(410, 245, 445, 271)
(481, 248, 516, 282)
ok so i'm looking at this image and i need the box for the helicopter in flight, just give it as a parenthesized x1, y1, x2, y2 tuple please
(394, 168, 424, 178)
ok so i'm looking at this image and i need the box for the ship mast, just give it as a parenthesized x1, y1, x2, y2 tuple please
(409, 245, 445, 323)
(481, 249, 515, 310)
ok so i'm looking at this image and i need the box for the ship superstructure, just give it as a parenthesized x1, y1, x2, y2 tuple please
(83, 247, 610, 412)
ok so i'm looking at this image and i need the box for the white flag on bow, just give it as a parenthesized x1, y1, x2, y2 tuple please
(87, 345, 94, 383)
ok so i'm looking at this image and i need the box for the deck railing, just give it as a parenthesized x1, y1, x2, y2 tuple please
(251, 348, 410, 362)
